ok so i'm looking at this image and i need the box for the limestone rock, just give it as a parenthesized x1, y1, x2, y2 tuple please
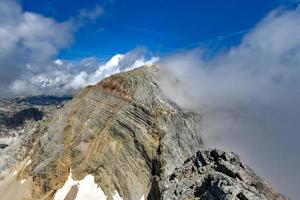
(161, 149, 286, 200)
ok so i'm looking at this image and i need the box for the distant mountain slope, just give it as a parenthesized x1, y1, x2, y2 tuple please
(0, 95, 72, 128)
(13, 96, 72, 106)
(0, 95, 72, 149)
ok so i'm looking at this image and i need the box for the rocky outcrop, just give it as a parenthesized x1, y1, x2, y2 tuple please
(161, 149, 286, 200)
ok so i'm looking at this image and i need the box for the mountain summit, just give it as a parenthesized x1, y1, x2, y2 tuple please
(0, 66, 285, 200)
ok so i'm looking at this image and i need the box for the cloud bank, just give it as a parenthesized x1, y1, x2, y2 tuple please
(9, 48, 158, 96)
(0, 0, 157, 97)
(159, 6, 300, 199)
(0, 0, 73, 96)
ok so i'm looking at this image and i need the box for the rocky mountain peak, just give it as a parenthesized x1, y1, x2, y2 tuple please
(0, 65, 286, 200)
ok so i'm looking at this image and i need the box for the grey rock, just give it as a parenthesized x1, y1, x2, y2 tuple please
(161, 149, 286, 200)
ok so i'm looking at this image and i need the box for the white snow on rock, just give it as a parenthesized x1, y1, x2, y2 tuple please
(75, 175, 107, 200)
(54, 171, 110, 200)
(54, 172, 78, 200)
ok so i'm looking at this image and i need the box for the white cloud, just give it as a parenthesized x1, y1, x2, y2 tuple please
(0, 4, 73, 65)
(9, 48, 158, 96)
(54, 59, 64, 66)
(0, 1, 111, 97)
(0, 1, 157, 97)
(0, 0, 74, 96)
(159, 6, 300, 199)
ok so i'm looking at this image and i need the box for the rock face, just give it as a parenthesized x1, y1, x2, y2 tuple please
(0, 96, 71, 151)
(0, 66, 286, 200)
(161, 149, 286, 200)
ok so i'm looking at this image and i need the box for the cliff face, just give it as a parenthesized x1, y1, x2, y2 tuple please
(0, 66, 285, 200)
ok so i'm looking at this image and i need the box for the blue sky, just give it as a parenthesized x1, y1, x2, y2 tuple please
(21, 0, 297, 60)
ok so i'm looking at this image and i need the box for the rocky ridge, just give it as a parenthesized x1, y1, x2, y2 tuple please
(161, 149, 286, 200)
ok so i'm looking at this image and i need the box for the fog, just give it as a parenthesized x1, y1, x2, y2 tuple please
(159, 6, 300, 199)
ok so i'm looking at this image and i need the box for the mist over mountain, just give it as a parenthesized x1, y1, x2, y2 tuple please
(158, 6, 300, 199)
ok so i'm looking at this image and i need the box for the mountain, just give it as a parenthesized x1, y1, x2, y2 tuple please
(0, 66, 285, 200)
(0, 95, 71, 150)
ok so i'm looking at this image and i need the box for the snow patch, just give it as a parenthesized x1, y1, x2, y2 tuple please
(140, 195, 145, 200)
(75, 175, 107, 200)
(54, 172, 78, 200)
(12, 171, 18, 176)
(20, 179, 26, 184)
(54, 172, 107, 200)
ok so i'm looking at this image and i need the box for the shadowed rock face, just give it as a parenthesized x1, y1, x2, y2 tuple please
(0, 66, 286, 200)
(3, 108, 44, 128)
